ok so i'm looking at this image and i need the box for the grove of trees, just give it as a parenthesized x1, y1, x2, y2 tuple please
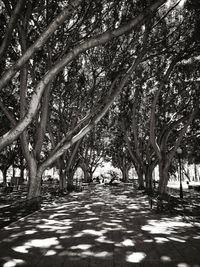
(0, 0, 199, 200)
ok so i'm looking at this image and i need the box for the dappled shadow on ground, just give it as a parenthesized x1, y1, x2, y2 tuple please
(0, 186, 200, 267)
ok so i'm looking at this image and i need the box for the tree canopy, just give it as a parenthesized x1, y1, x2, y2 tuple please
(0, 0, 199, 197)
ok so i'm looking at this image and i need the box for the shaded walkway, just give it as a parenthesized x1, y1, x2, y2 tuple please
(0, 186, 200, 267)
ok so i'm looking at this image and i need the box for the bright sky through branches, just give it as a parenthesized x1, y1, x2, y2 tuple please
(179, 0, 187, 7)
(166, 0, 187, 8)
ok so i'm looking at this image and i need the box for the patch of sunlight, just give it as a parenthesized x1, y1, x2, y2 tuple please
(13, 237, 59, 253)
(10, 233, 22, 238)
(177, 263, 191, 267)
(5, 226, 20, 230)
(24, 230, 37, 235)
(79, 217, 99, 222)
(37, 225, 72, 230)
(73, 233, 84, 238)
(126, 230, 134, 234)
(81, 251, 112, 258)
(154, 237, 169, 244)
(55, 245, 64, 249)
(42, 218, 72, 225)
(142, 219, 191, 235)
(3, 259, 25, 267)
(169, 237, 185, 243)
(104, 226, 120, 231)
(194, 236, 200, 240)
(111, 219, 122, 223)
(126, 252, 146, 263)
(50, 204, 71, 210)
(94, 251, 112, 258)
(95, 236, 114, 244)
(127, 204, 140, 210)
(82, 229, 105, 236)
(161, 256, 172, 262)
(45, 250, 57, 256)
(121, 239, 135, 247)
(49, 213, 71, 219)
(57, 208, 74, 212)
(71, 244, 92, 250)
(12, 245, 29, 253)
(59, 251, 77, 257)
(91, 202, 105, 205)
(29, 237, 59, 247)
(83, 204, 90, 209)
(56, 230, 72, 234)
(103, 222, 120, 226)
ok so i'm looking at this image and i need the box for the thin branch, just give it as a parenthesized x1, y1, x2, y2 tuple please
(0, 0, 26, 59)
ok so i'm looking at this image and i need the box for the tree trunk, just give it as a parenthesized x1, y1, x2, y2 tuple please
(80, 163, 90, 183)
(136, 167, 144, 189)
(121, 166, 129, 183)
(12, 166, 15, 180)
(20, 165, 25, 184)
(66, 169, 75, 191)
(59, 168, 67, 191)
(158, 161, 169, 194)
(194, 163, 198, 182)
(27, 159, 42, 199)
(2, 168, 7, 186)
(145, 165, 153, 192)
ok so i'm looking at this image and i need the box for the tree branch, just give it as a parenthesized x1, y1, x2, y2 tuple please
(0, 0, 26, 59)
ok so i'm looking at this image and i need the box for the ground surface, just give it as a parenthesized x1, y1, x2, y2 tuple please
(0, 185, 200, 267)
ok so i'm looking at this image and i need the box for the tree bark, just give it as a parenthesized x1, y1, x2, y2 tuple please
(2, 168, 8, 186)
(80, 162, 90, 183)
(66, 169, 75, 191)
(158, 161, 169, 194)
(121, 166, 129, 183)
(27, 158, 42, 199)
(59, 168, 67, 191)
(144, 164, 154, 192)
(136, 166, 145, 189)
